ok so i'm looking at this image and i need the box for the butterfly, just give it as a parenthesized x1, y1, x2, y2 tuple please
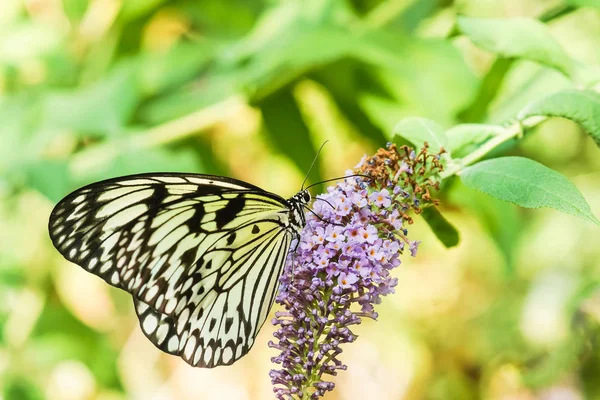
(48, 173, 312, 368)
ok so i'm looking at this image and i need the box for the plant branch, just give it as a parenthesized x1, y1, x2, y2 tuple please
(68, 95, 246, 176)
(440, 116, 547, 179)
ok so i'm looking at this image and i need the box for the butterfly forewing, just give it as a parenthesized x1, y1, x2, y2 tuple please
(48, 173, 301, 367)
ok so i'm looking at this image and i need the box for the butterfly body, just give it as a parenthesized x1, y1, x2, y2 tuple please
(48, 173, 310, 367)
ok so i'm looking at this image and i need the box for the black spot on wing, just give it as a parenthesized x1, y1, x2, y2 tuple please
(193, 185, 227, 195)
(226, 232, 236, 245)
(224, 317, 234, 333)
(215, 196, 246, 229)
(185, 202, 205, 230)
(147, 184, 169, 207)
(180, 248, 197, 267)
(252, 225, 260, 234)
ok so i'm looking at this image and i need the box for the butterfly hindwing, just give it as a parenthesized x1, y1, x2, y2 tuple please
(176, 225, 291, 367)
(135, 216, 292, 367)
(48, 173, 299, 367)
(135, 298, 180, 355)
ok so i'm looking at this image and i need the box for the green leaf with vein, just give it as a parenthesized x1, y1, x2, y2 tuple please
(460, 157, 599, 226)
(391, 117, 447, 152)
(518, 89, 600, 147)
(457, 16, 574, 78)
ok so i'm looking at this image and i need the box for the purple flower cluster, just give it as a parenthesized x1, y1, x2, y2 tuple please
(269, 167, 420, 399)
(268, 143, 444, 399)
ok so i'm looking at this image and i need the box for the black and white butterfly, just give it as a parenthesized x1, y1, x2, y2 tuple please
(48, 173, 311, 368)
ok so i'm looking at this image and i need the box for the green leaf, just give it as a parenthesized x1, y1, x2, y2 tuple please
(457, 16, 574, 77)
(391, 117, 448, 152)
(460, 157, 600, 226)
(518, 89, 600, 146)
(420, 207, 460, 248)
(446, 124, 504, 157)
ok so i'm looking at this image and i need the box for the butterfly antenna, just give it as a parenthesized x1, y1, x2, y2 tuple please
(303, 205, 343, 227)
(301, 141, 329, 190)
(303, 173, 372, 191)
(314, 197, 336, 210)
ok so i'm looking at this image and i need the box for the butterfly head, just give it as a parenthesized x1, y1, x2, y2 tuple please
(288, 190, 311, 232)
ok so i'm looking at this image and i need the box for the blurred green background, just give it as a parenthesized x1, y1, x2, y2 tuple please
(1, 0, 600, 399)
